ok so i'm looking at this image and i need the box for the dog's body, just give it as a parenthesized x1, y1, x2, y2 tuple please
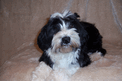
(37, 11, 106, 71)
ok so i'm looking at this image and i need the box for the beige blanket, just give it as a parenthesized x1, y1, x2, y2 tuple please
(0, 43, 122, 81)
(0, 0, 122, 81)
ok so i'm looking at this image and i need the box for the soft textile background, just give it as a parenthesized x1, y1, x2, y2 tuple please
(0, 0, 122, 81)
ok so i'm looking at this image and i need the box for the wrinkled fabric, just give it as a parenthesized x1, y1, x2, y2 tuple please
(0, 0, 122, 81)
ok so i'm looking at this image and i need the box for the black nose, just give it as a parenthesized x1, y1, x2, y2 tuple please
(62, 36, 70, 45)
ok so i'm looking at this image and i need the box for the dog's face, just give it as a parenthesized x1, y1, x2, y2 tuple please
(51, 15, 81, 53)
(38, 11, 87, 54)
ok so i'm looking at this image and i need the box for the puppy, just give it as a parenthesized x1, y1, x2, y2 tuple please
(37, 11, 106, 71)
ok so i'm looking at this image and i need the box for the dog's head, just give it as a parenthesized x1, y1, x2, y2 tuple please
(37, 11, 88, 53)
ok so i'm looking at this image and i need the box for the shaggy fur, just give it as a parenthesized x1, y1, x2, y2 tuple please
(37, 11, 106, 71)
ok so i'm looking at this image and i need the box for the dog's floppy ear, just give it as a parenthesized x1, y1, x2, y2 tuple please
(75, 20, 90, 67)
(37, 17, 62, 51)
(77, 51, 91, 67)
(74, 13, 80, 18)
(77, 29, 91, 67)
(37, 24, 51, 51)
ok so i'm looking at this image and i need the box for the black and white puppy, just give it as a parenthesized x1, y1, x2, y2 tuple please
(37, 11, 106, 71)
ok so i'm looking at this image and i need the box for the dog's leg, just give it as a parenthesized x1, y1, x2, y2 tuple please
(98, 48, 106, 56)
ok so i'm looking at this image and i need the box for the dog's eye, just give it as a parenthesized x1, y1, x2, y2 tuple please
(54, 24, 61, 30)
(69, 25, 74, 28)
(54, 26, 58, 30)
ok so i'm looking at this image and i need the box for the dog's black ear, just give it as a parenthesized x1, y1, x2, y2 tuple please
(37, 17, 61, 51)
(39, 51, 54, 68)
(37, 24, 51, 51)
(77, 51, 91, 67)
(74, 13, 80, 18)
(76, 22, 91, 67)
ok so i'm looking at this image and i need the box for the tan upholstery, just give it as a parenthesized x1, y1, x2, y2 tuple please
(0, 0, 122, 81)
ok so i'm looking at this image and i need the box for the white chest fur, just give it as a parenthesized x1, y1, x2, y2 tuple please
(47, 48, 80, 69)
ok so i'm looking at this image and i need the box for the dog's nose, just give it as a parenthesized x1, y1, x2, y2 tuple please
(62, 36, 70, 45)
